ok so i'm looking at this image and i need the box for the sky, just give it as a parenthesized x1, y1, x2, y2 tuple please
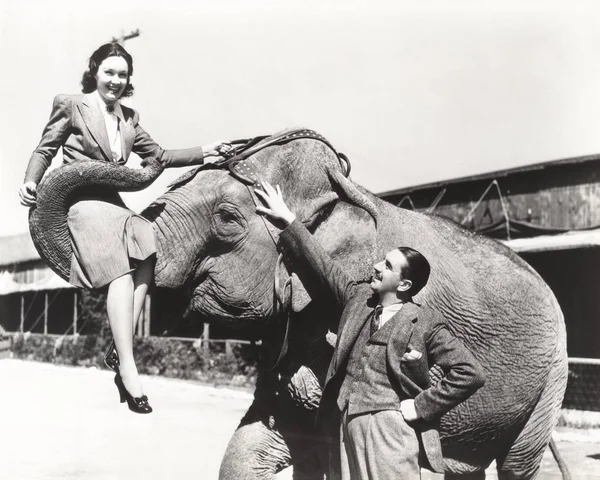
(2, 0, 600, 237)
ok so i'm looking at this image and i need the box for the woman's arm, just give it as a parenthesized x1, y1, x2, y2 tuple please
(131, 115, 229, 167)
(20, 94, 72, 206)
(24, 94, 72, 184)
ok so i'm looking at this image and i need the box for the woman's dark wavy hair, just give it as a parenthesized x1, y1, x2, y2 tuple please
(81, 43, 134, 97)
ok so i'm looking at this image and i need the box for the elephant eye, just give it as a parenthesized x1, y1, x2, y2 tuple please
(212, 204, 247, 243)
(216, 210, 236, 223)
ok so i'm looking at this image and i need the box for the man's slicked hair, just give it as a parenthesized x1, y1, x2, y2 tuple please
(397, 247, 430, 297)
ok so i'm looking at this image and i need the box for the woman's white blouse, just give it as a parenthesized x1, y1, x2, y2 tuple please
(93, 90, 123, 162)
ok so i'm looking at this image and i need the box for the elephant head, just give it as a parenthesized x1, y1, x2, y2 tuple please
(147, 132, 380, 327)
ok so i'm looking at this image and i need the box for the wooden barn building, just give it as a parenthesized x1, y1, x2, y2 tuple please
(0, 233, 78, 336)
(378, 153, 600, 411)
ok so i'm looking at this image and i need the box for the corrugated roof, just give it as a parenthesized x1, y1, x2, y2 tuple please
(500, 228, 600, 253)
(377, 153, 600, 197)
(0, 232, 41, 266)
(0, 266, 74, 294)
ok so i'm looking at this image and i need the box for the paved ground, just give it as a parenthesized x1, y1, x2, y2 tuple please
(1, 360, 599, 479)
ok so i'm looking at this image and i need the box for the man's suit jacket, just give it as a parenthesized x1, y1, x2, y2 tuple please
(24, 93, 205, 184)
(278, 220, 486, 473)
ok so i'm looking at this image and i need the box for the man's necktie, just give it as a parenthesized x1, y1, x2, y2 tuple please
(370, 305, 383, 336)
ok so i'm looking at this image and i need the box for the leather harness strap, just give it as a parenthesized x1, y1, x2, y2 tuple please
(223, 128, 351, 183)
(167, 128, 350, 190)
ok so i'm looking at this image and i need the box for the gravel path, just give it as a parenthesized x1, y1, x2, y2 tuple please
(0, 359, 279, 480)
(1, 360, 598, 479)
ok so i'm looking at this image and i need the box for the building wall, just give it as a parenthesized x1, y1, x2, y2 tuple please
(385, 159, 600, 232)
(431, 182, 600, 231)
(0, 290, 78, 334)
(521, 249, 600, 359)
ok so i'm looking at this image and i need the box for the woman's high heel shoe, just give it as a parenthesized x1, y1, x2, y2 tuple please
(114, 373, 153, 414)
(104, 339, 119, 373)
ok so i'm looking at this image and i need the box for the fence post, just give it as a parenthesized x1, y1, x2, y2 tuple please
(44, 292, 48, 335)
(225, 340, 233, 358)
(203, 324, 210, 355)
(72, 291, 77, 335)
(20, 294, 24, 333)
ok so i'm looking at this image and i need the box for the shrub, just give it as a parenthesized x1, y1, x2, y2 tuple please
(11, 333, 257, 388)
(78, 290, 110, 336)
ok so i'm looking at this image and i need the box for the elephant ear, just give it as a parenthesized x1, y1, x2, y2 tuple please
(288, 168, 379, 312)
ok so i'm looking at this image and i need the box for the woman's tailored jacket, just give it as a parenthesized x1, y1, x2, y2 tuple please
(24, 93, 204, 184)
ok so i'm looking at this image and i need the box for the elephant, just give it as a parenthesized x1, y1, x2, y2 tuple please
(30, 128, 568, 479)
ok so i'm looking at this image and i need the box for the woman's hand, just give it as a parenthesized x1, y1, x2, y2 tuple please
(254, 181, 296, 228)
(202, 140, 233, 164)
(18, 182, 37, 207)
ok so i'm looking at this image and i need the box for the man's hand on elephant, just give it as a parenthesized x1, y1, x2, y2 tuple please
(254, 181, 296, 227)
(18, 182, 37, 207)
(400, 399, 419, 423)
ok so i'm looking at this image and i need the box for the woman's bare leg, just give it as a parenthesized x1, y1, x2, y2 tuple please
(132, 256, 155, 333)
(107, 272, 143, 397)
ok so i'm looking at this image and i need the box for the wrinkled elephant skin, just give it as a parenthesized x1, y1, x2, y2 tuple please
(142, 133, 567, 479)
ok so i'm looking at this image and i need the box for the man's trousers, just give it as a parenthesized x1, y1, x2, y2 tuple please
(340, 409, 421, 479)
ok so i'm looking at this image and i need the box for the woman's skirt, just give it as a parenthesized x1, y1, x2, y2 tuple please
(67, 198, 156, 289)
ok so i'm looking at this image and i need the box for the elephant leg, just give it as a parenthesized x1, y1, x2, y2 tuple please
(219, 394, 331, 480)
(495, 351, 568, 479)
(219, 418, 330, 480)
(219, 419, 292, 480)
(495, 408, 552, 479)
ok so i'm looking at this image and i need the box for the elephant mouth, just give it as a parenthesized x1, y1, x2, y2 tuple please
(186, 283, 270, 327)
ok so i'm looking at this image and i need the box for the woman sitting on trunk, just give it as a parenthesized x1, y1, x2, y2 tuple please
(18, 42, 231, 414)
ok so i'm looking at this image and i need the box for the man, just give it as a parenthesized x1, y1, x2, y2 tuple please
(255, 181, 486, 479)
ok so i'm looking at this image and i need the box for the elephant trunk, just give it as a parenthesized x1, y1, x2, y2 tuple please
(29, 159, 164, 281)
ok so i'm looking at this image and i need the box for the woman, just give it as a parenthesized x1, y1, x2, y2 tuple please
(18, 42, 231, 414)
